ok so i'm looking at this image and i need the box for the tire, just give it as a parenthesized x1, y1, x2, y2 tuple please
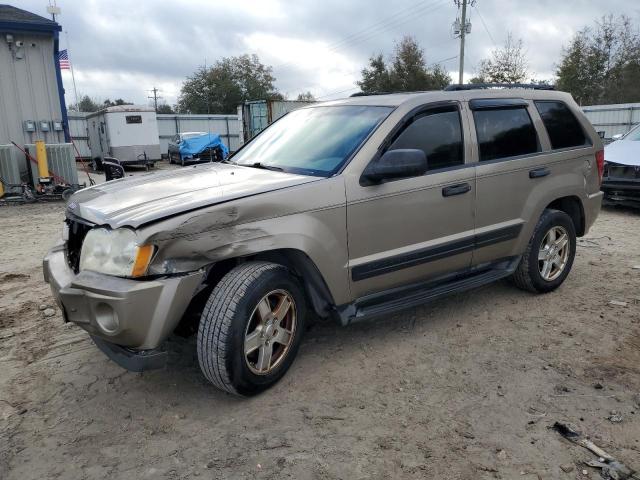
(512, 209, 577, 293)
(61, 188, 74, 202)
(197, 262, 307, 396)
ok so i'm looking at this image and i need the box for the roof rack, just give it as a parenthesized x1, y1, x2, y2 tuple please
(349, 91, 404, 97)
(444, 83, 555, 91)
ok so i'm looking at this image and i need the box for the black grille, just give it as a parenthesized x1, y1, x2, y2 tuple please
(65, 218, 92, 273)
(609, 165, 640, 180)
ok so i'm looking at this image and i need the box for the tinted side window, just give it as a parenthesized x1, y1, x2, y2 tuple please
(473, 107, 539, 162)
(389, 108, 464, 171)
(535, 101, 589, 149)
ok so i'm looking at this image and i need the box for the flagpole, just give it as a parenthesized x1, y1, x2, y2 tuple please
(64, 30, 79, 108)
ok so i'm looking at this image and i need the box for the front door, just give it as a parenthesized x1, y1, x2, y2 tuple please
(346, 103, 476, 299)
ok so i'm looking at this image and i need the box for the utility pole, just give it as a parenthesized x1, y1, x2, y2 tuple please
(148, 87, 161, 112)
(46, 0, 60, 21)
(453, 0, 473, 84)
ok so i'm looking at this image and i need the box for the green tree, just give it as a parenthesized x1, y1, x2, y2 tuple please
(69, 95, 101, 112)
(475, 33, 529, 83)
(156, 103, 175, 114)
(357, 36, 451, 93)
(102, 98, 133, 108)
(177, 54, 281, 114)
(556, 15, 640, 105)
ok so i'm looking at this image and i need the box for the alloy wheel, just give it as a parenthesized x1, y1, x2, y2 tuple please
(538, 225, 570, 281)
(244, 289, 297, 375)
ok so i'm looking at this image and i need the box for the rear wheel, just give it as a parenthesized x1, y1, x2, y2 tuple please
(512, 209, 576, 293)
(197, 262, 307, 396)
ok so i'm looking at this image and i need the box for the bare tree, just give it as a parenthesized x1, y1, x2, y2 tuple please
(474, 33, 529, 83)
(296, 91, 316, 101)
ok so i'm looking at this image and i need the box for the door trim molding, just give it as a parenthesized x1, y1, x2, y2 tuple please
(351, 223, 522, 281)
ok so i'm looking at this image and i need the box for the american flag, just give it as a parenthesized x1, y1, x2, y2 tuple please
(58, 49, 70, 69)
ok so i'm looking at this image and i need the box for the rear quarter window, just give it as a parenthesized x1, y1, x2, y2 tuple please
(473, 107, 539, 162)
(534, 101, 590, 149)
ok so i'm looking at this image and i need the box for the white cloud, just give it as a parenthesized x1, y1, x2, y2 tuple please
(19, 0, 635, 106)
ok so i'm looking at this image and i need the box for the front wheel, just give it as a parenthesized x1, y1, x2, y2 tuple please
(197, 262, 307, 396)
(512, 209, 576, 293)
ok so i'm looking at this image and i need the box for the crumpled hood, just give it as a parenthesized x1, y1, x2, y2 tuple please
(67, 163, 321, 228)
(604, 140, 640, 167)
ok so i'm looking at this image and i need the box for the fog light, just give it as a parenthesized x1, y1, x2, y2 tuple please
(94, 303, 119, 333)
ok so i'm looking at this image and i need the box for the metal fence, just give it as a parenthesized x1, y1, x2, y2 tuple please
(25, 143, 79, 186)
(581, 103, 640, 140)
(67, 112, 240, 159)
(0, 144, 23, 193)
(156, 114, 240, 155)
(68, 113, 91, 158)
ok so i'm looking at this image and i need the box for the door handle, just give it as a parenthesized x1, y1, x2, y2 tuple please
(442, 183, 471, 197)
(529, 167, 550, 179)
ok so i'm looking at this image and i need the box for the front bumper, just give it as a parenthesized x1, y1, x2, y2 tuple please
(43, 241, 204, 362)
(602, 177, 640, 207)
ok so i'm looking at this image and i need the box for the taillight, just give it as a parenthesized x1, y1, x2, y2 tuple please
(596, 150, 604, 185)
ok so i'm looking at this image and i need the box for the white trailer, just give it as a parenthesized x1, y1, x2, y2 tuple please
(86, 105, 160, 169)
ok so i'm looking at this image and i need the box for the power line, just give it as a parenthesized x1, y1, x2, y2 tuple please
(473, 3, 496, 47)
(429, 54, 458, 66)
(274, 0, 448, 72)
(315, 86, 361, 100)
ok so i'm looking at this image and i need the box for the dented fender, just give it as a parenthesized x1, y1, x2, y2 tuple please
(137, 176, 352, 305)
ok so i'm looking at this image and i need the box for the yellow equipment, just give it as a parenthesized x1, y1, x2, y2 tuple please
(35, 140, 49, 178)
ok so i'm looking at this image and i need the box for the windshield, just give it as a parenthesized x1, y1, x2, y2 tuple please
(622, 123, 640, 141)
(232, 105, 392, 176)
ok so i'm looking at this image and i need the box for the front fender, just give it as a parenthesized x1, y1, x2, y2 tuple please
(139, 177, 351, 305)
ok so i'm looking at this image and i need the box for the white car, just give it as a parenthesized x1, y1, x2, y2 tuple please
(602, 124, 640, 207)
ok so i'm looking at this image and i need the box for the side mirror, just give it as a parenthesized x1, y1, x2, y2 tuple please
(362, 149, 428, 184)
(611, 133, 623, 141)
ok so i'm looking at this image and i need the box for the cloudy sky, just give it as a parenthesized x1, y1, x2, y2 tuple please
(19, 0, 638, 108)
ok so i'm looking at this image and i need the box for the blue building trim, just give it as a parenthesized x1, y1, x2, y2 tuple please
(0, 21, 61, 33)
(52, 30, 70, 142)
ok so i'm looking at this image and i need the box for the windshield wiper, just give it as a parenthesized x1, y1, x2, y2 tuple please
(248, 162, 283, 172)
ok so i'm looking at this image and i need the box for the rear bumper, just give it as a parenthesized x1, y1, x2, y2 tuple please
(583, 191, 604, 233)
(43, 241, 204, 357)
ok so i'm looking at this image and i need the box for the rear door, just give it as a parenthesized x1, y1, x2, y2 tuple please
(470, 98, 546, 265)
(470, 97, 594, 267)
(346, 102, 476, 299)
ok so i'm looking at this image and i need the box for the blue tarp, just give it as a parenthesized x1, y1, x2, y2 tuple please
(179, 133, 229, 160)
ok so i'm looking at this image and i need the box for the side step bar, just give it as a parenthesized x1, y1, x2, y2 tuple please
(339, 257, 520, 325)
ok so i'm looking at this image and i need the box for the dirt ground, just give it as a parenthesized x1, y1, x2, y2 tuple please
(1, 187, 639, 479)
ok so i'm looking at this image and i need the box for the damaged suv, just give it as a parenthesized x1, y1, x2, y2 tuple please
(44, 86, 603, 396)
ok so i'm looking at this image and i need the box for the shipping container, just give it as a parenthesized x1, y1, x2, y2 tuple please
(238, 100, 314, 143)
